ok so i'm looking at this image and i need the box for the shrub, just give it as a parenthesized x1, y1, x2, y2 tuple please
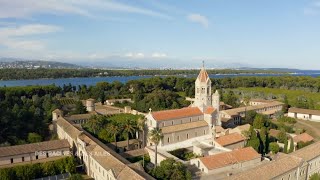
(269, 142, 280, 154)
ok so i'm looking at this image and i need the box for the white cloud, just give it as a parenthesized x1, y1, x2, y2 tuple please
(125, 52, 145, 59)
(187, 13, 209, 28)
(151, 52, 167, 58)
(0, 24, 61, 51)
(0, 0, 171, 20)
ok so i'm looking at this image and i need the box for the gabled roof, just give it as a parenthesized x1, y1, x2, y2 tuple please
(197, 67, 210, 83)
(199, 147, 260, 170)
(291, 141, 320, 161)
(204, 106, 216, 114)
(0, 140, 69, 158)
(293, 133, 314, 143)
(151, 107, 203, 121)
(56, 117, 82, 139)
(215, 133, 246, 147)
(161, 120, 208, 134)
(230, 153, 303, 180)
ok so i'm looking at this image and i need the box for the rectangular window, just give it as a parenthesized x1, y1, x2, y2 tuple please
(177, 136, 180, 141)
(10, 158, 13, 164)
(22, 157, 24, 162)
(187, 133, 189, 139)
(46, 152, 49, 158)
(172, 121, 173, 125)
(36, 155, 38, 160)
(167, 137, 170, 143)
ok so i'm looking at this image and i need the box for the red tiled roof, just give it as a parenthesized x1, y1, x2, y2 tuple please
(151, 107, 203, 121)
(204, 106, 216, 114)
(293, 133, 314, 143)
(215, 133, 246, 147)
(199, 147, 260, 170)
(197, 68, 209, 82)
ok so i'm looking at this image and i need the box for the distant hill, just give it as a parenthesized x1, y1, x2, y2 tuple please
(0, 59, 83, 69)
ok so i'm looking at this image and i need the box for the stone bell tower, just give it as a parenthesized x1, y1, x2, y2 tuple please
(194, 61, 212, 108)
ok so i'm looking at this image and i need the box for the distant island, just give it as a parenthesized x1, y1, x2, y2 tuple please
(0, 60, 82, 69)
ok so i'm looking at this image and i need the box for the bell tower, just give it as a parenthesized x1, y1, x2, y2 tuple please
(194, 61, 212, 108)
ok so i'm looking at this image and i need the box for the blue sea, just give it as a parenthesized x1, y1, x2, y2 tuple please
(0, 71, 319, 87)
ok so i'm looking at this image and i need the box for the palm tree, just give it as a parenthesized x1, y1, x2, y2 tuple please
(123, 119, 136, 151)
(85, 115, 103, 134)
(107, 122, 120, 151)
(137, 117, 146, 148)
(149, 128, 163, 167)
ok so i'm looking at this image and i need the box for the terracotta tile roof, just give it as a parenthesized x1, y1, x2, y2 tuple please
(289, 107, 320, 116)
(204, 106, 216, 114)
(56, 117, 82, 139)
(230, 153, 303, 180)
(215, 133, 246, 147)
(0, 140, 69, 158)
(293, 133, 314, 143)
(269, 129, 281, 138)
(161, 120, 208, 134)
(197, 68, 209, 82)
(222, 101, 284, 116)
(151, 107, 203, 121)
(291, 141, 320, 161)
(199, 147, 260, 170)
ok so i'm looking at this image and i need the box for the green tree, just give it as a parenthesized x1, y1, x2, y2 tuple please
(137, 117, 147, 148)
(282, 95, 289, 113)
(149, 128, 164, 167)
(253, 114, 268, 129)
(123, 119, 136, 151)
(289, 138, 294, 153)
(245, 110, 257, 125)
(269, 142, 280, 154)
(85, 115, 103, 134)
(27, 132, 42, 143)
(310, 173, 320, 180)
(151, 158, 191, 180)
(277, 129, 287, 143)
(246, 127, 260, 152)
(68, 174, 84, 180)
(107, 122, 121, 151)
(71, 101, 87, 115)
(283, 138, 288, 153)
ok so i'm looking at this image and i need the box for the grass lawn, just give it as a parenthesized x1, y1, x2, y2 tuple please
(235, 87, 320, 109)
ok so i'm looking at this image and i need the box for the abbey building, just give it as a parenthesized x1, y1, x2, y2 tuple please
(146, 65, 221, 149)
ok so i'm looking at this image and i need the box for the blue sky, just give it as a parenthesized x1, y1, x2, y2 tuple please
(0, 0, 320, 69)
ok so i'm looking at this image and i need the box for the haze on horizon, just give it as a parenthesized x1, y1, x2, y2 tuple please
(0, 0, 320, 70)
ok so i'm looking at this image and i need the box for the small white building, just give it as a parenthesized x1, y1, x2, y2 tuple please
(288, 107, 320, 122)
(0, 140, 70, 167)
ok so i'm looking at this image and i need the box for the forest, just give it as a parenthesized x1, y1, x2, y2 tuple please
(1, 75, 320, 146)
(0, 68, 285, 80)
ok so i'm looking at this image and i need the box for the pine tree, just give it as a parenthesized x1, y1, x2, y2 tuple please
(283, 137, 288, 153)
(289, 138, 294, 153)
